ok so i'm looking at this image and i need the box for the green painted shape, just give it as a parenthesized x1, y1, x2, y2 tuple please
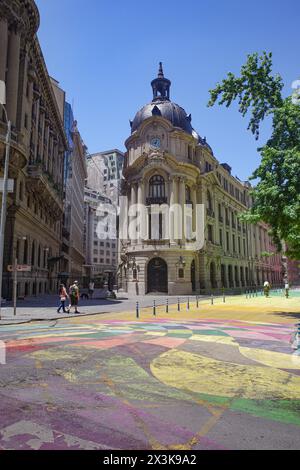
(231, 398, 300, 426)
(191, 330, 229, 336)
(167, 332, 193, 338)
(189, 392, 300, 426)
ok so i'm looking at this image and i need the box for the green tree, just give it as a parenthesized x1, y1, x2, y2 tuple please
(208, 52, 300, 259)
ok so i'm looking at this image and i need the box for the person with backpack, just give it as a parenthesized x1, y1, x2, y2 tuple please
(57, 284, 69, 313)
(68, 281, 80, 313)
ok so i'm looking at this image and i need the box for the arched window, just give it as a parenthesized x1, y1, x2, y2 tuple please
(149, 175, 165, 199)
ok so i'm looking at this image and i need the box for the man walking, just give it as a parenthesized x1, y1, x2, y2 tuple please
(68, 280, 80, 313)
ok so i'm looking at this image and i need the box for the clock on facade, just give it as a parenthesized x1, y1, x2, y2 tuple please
(150, 137, 161, 149)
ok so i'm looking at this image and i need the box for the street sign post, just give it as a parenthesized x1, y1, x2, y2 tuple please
(7, 264, 31, 316)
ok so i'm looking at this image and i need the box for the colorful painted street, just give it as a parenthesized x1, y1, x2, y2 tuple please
(1, 296, 300, 450)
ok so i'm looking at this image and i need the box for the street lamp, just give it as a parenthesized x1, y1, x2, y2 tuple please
(0, 80, 12, 319)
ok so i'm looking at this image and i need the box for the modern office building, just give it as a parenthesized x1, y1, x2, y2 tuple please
(83, 187, 117, 282)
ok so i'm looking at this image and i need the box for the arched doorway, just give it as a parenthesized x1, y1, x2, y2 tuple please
(147, 257, 168, 293)
(191, 260, 196, 292)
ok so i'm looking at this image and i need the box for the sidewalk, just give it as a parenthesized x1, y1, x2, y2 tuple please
(0, 293, 195, 325)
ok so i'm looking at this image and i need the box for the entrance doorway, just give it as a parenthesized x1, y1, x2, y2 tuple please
(147, 257, 168, 293)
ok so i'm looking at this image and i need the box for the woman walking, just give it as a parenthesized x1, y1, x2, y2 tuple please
(57, 283, 69, 313)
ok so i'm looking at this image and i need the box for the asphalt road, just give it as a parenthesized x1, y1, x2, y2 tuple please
(0, 307, 299, 450)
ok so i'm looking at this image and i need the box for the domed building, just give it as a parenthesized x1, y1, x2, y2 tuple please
(119, 64, 284, 295)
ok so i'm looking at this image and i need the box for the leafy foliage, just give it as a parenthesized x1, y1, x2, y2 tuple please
(208, 53, 300, 259)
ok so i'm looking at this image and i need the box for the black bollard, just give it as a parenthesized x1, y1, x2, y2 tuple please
(166, 298, 169, 313)
(153, 300, 156, 316)
(211, 294, 214, 305)
(136, 301, 139, 318)
(187, 297, 190, 310)
(196, 296, 199, 308)
(178, 298, 180, 311)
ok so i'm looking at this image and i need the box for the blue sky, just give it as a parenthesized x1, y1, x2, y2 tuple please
(35, 0, 300, 181)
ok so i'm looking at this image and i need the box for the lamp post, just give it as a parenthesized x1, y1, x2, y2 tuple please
(0, 80, 12, 319)
(13, 236, 27, 316)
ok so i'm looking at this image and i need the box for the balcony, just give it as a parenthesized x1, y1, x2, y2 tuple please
(26, 163, 63, 219)
(146, 196, 167, 205)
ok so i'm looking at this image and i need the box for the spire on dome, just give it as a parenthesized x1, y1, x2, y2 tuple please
(158, 62, 164, 78)
(151, 62, 171, 102)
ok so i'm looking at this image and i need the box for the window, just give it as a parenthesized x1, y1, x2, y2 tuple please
(185, 186, 191, 203)
(219, 229, 223, 246)
(226, 232, 229, 251)
(205, 161, 212, 173)
(178, 268, 184, 278)
(208, 225, 213, 242)
(149, 175, 165, 198)
(232, 234, 236, 252)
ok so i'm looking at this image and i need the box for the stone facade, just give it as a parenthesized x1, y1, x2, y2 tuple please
(121, 65, 284, 295)
(0, 0, 68, 298)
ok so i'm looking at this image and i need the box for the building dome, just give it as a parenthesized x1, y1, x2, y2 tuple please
(131, 100, 194, 135)
(130, 63, 194, 136)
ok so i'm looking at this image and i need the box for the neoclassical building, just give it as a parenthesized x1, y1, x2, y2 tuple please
(120, 64, 284, 295)
(0, 1, 67, 298)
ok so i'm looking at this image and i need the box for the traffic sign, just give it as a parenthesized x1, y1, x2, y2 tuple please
(0, 178, 14, 192)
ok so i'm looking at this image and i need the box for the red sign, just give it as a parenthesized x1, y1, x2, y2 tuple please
(7, 265, 31, 272)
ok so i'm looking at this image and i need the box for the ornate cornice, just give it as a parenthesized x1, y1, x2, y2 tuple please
(0, 0, 40, 38)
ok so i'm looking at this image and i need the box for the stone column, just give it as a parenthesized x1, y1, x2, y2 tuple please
(169, 176, 178, 244)
(137, 179, 145, 242)
(191, 185, 197, 233)
(6, 29, 21, 125)
(179, 177, 186, 244)
(130, 183, 137, 245)
(0, 19, 8, 82)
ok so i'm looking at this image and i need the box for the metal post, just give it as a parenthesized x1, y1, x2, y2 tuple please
(0, 120, 11, 319)
(211, 294, 214, 305)
(13, 257, 17, 316)
(187, 297, 189, 310)
(196, 296, 199, 308)
(178, 297, 180, 311)
(166, 298, 168, 313)
(246, 290, 248, 299)
(153, 299, 156, 316)
(136, 301, 139, 318)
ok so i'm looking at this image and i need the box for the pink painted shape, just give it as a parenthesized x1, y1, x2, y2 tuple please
(142, 337, 187, 348)
(224, 330, 275, 341)
(6, 336, 86, 348)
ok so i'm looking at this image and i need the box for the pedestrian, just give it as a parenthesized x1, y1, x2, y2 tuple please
(284, 280, 290, 298)
(88, 280, 95, 299)
(263, 280, 270, 297)
(57, 283, 69, 313)
(68, 280, 80, 313)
